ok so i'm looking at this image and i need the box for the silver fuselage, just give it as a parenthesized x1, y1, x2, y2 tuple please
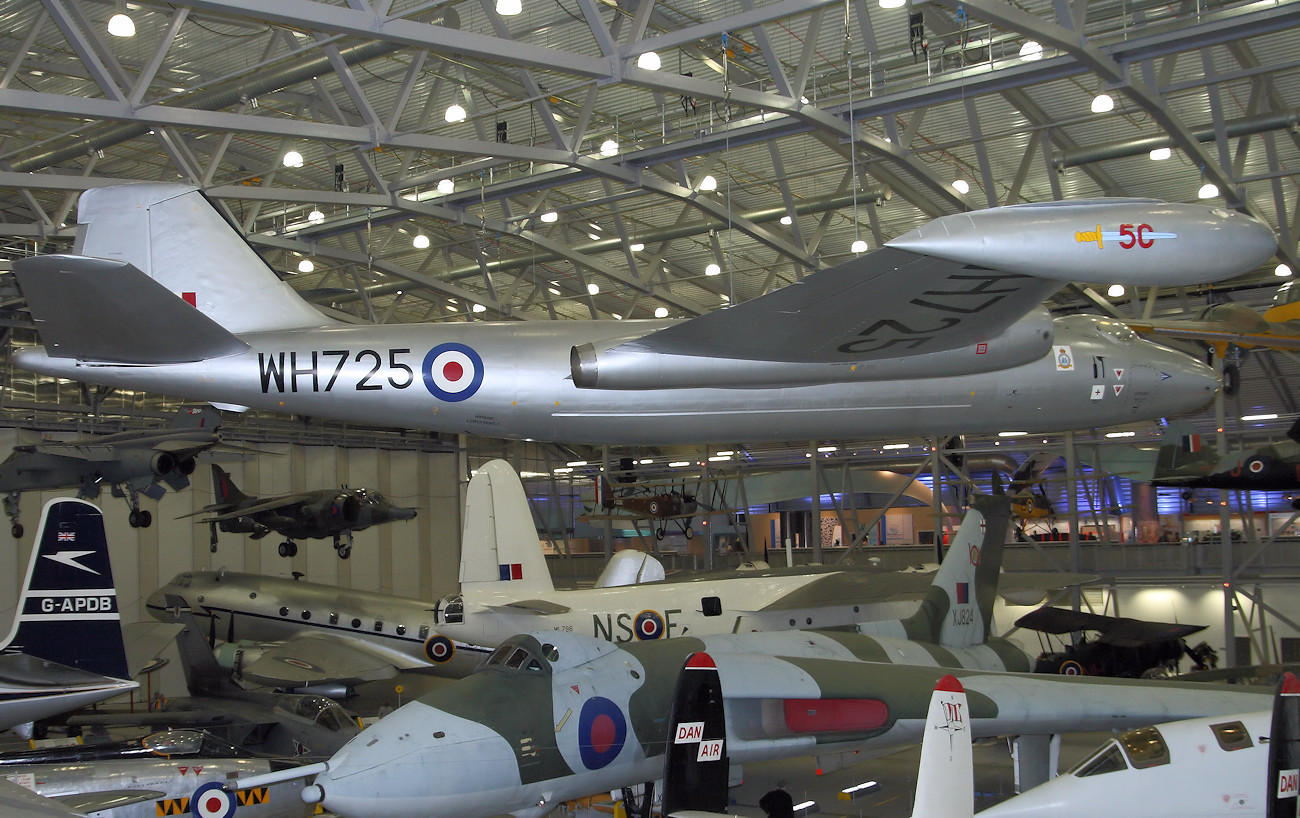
(16, 314, 1214, 444)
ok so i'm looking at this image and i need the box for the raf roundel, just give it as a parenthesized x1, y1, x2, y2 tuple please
(422, 343, 485, 402)
(190, 782, 236, 818)
(577, 696, 628, 770)
(425, 635, 456, 663)
(633, 610, 665, 640)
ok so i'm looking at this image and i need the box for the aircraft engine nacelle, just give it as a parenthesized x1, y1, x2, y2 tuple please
(117, 449, 178, 478)
(177, 456, 197, 476)
(572, 307, 1054, 390)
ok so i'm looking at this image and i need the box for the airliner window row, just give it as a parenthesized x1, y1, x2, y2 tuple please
(271, 605, 430, 639)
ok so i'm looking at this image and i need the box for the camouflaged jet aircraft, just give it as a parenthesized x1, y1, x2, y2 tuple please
(226, 492, 1271, 818)
(11, 186, 1277, 445)
(145, 460, 1086, 684)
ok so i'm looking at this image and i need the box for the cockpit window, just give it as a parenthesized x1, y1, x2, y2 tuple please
(144, 730, 203, 756)
(1094, 319, 1136, 345)
(170, 574, 192, 589)
(483, 639, 550, 675)
(442, 595, 464, 625)
(505, 648, 530, 669)
(1118, 725, 1169, 769)
(1210, 721, 1253, 752)
(1072, 742, 1128, 777)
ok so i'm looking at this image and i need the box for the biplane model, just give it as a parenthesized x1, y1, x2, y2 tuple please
(584, 474, 712, 540)
(1016, 605, 1209, 678)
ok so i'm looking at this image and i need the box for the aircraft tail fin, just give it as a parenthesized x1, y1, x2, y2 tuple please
(165, 603, 232, 696)
(169, 405, 222, 430)
(0, 498, 130, 680)
(1155, 420, 1220, 476)
(459, 460, 553, 594)
(661, 652, 729, 817)
(1268, 671, 1300, 817)
(910, 675, 973, 818)
(899, 494, 1010, 649)
(73, 183, 328, 335)
(210, 464, 251, 507)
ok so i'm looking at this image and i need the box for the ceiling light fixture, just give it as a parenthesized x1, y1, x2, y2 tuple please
(445, 98, 467, 123)
(1149, 147, 1172, 161)
(587, 283, 600, 295)
(629, 242, 644, 252)
(1276, 263, 1293, 277)
(540, 211, 558, 223)
(1198, 181, 1220, 199)
(496, 0, 522, 14)
(654, 307, 668, 318)
(297, 259, 314, 273)
(780, 215, 792, 225)
(413, 233, 430, 249)
(878, 0, 906, 8)
(1243, 413, 1279, 421)
(705, 263, 721, 276)
(437, 178, 455, 194)
(600, 138, 619, 157)
(1107, 284, 1125, 298)
(472, 303, 487, 313)
(952, 179, 970, 194)
(699, 174, 717, 191)
(282, 150, 304, 168)
(307, 208, 324, 224)
(1018, 41, 1042, 61)
(107, 12, 135, 37)
(637, 51, 661, 70)
(1091, 93, 1114, 113)
(851, 239, 868, 253)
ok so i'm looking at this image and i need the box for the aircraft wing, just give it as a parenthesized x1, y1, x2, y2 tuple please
(485, 599, 573, 615)
(199, 494, 317, 521)
(609, 247, 1061, 363)
(1014, 606, 1207, 646)
(753, 570, 1094, 612)
(0, 778, 90, 818)
(234, 634, 403, 688)
(1126, 317, 1300, 351)
(52, 791, 167, 814)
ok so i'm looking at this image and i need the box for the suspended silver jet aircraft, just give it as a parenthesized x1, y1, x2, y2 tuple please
(0, 406, 221, 538)
(11, 185, 1278, 444)
(0, 498, 137, 736)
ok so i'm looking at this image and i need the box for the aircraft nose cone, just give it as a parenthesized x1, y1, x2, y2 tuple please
(1140, 343, 1218, 415)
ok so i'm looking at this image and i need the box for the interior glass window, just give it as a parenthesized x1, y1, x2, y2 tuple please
(1210, 721, 1253, 752)
(1073, 743, 1128, 777)
(1118, 726, 1170, 769)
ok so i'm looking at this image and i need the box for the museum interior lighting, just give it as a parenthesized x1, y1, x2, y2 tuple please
(496, 0, 522, 15)
(1018, 41, 1042, 61)
(780, 215, 793, 225)
(108, 12, 136, 37)
(700, 174, 718, 191)
(705, 263, 721, 276)
(600, 138, 619, 156)
(630, 242, 644, 251)
(1199, 181, 1219, 199)
(1150, 147, 1172, 160)
(637, 51, 661, 70)
(952, 179, 970, 194)
(541, 211, 558, 223)
(437, 178, 455, 194)
(297, 259, 314, 273)
(587, 283, 600, 295)
(413, 233, 430, 249)
(307, 208, 324, 224)
(851, 239, 868, 253)
(445, 101, 467, 123)
(1107, 284, 1125, 297)
(654, 307, 668, 318)
(1091, 93, 1114, 113)
(878, 0, 905, 8)
(1277, 264, 1293, 277)
(282, 150, 304, 168)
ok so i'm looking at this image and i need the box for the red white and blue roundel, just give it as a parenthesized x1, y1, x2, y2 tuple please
(190, 782, 236, 818)
(633, 610, 665, 640)
(578, 696, 627, 770)
(425, 635, 456, 663)
(422, 343, 484, 402)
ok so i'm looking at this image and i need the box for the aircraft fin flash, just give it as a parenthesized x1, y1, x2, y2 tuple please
(2, 498, 130, 681)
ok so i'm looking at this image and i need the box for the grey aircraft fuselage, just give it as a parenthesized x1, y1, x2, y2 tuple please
(17, 313, 1214, 444)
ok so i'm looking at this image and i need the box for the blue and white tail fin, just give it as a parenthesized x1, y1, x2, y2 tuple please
(74, 183, 327, 335)
(661, 652, 729, 817)
(911, 675, 974, 818)
(459, 460, 553, 594)
(0, 498, 130, 680)
(859, 494, 1010, 649)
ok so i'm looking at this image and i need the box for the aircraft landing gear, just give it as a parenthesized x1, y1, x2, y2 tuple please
(655, 527, 666, 541)
(209, 522, 220, 553)
(620, 782, 655, 818)
(334, 531, 354, 559)
(683, 525, 694, 540)
(127, 509, 153, 528)
(278, 540, 299, 558)
(5, 491, 22, 539)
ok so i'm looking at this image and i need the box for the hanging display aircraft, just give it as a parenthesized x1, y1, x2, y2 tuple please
(0, 406, 221, 538)
(11, 185, 1278, 444)
(583, 474, 706, 540)
(145, 460, 1087, 682)
(189, 464, 417, 559)
(0, 498, 137, 736)
(1015, 606, 1208, 678)
(228, 492, 1270, 818)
